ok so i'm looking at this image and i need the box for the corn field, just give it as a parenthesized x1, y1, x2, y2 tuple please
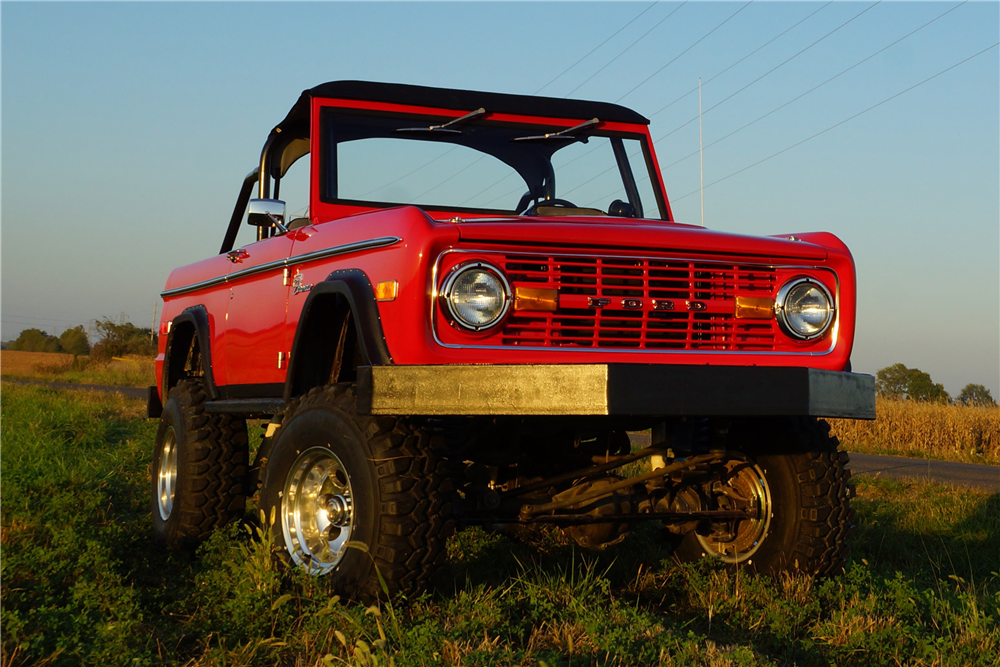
(829, 398, 1000, 465)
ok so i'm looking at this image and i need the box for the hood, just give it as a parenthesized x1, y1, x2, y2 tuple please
(450, 216, 828, 261)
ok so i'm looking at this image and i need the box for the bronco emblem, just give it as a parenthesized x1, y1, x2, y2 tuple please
(292, 273, 313, 295)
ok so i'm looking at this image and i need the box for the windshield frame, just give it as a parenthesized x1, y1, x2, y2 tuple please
(313, 100, 670, 221)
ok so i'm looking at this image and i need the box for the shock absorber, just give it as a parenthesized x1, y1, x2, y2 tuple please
(691, 417, 712, 453)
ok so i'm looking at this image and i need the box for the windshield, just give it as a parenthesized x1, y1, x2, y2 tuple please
(321, 109, 666, 219)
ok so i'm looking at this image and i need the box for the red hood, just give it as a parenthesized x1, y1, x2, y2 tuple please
(450, 216, 828, 261)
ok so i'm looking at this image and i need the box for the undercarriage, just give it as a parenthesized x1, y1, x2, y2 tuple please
(443, 418, 770, 556)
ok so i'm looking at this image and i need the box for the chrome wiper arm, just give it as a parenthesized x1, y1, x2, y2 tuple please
(513, 117, 601, 142)
(395, 107, 487, 134)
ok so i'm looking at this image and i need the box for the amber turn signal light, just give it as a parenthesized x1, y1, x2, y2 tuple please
(375, 280, 398, 301)
(514, 286, 558, 312)
(734, 296, 774, 319)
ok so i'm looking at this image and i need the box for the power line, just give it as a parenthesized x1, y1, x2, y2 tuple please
(670, 42, 1000, 203)
(3, 305, 105, 320)
(565, 2, 688, 97)
(658, 1, 968, 173)
(357, 3, 662, 200)
(356, 148, 459, 200)
(648, 1, 833, 118)
(410, 152, 489, 203)
(455, 4, 688, 204)
(655, 1, 882, 143)
(481, 180, 529, 209)
(478, 1, 897, 210)
(2, 314, 90, 326)
(616, 1, 754, 103)
(360, 2, 869, 211)
(501, 1, 828, 200)
(582, 7, 978, 208)
(377, 2, 743, 207)
(534, 2, 660, 95)
(459, 169, 520, 207)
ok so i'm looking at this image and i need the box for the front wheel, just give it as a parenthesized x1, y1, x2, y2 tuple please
(673, 418, 854, 576)
(259, 384, 454, 600)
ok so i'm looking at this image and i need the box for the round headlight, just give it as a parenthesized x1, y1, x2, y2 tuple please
(442, 262, 511, 331)
(776, 278, 835, 340)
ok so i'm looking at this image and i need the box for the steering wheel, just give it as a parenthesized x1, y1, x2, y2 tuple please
(522, 198, 580, 216)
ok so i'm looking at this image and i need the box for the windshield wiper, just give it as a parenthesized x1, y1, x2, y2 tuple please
(396, 107, 487, 134)
(513, 118, 601, 142)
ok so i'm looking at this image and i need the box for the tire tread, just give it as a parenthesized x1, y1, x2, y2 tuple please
(156, 379, 249, 548)
(780, 417, 855, 575)
(275, 385, 454, 599)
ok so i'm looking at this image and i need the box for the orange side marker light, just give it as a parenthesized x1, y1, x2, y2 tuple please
(376, 280, 398, 301)
(514, 286, 558, 312)
(734, 296, 774, 319)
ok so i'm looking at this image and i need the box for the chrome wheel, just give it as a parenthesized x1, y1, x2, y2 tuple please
(281, 447, 355, 574)
(695, 458, 771, 563)
(157, 426, 178, 520)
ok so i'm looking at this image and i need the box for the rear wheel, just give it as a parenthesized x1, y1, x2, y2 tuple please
(673, 418, 854, 575)
(151, 379, 249, 549)
(259, 384, 454, 600)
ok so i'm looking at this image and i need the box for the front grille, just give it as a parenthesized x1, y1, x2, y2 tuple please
(502, 255, 778, 351)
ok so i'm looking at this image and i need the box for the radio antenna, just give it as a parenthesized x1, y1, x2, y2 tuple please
(699, 77, 704, 227)
(150, 301, 158, 344)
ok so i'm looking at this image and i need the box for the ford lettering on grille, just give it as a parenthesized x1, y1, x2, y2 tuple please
(502, 254, 778, 351)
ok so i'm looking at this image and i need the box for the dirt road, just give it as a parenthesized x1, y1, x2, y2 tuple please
(849, 452, 1000, 493)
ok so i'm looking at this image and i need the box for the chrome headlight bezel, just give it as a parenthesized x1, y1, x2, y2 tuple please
(440, 261, 512, 332)
(775, 277, 835, 341)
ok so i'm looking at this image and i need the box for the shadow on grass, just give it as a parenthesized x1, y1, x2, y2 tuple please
(852, 479, 1000, 588)
(440, 517, 679, 594)
(436, 480, 999, 667)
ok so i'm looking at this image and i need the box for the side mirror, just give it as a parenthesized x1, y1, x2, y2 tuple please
(247, 198, 287, 232)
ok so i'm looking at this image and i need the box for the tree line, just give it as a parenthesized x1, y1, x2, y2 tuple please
(5, 317, 157, 362)
(4, 321, 996, 408)
(876, 363, 995, 407)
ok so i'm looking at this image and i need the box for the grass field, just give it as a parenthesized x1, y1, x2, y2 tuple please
(1, 383, 997, 667)
(0, 350, 155, 388)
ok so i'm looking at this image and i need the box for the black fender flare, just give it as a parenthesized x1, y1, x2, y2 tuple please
(283, 269, 392, 403)
(163, 305, 219, 400)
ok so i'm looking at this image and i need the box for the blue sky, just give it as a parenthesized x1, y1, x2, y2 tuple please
(2, 1, 998, 397)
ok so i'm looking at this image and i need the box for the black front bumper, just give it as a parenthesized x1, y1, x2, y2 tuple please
(357, 364, 876, 419)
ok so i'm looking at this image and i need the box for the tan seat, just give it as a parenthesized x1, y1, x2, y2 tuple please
(534, 206, 606, 217)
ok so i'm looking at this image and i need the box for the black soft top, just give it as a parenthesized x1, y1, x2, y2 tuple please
(273, 80, 650, 136)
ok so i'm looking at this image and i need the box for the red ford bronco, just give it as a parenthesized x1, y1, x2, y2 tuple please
(149, 81, 875, 598)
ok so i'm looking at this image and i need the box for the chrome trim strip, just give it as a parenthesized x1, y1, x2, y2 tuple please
(160, 274, 230, 298)
(433, 217, 518, 223)
(431, 248, 840, 357)
(161, 236, 402, 298)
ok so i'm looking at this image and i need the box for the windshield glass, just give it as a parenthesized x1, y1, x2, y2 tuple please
(322, 110, 665, 219)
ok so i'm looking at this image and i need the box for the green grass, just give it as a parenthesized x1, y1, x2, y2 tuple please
(2, 384, 998, 667)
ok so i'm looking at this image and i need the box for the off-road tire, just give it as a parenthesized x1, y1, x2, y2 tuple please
(151, 379, 250, 549)
(259, 383, 454, 600)
(674, 417, 854, 576)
